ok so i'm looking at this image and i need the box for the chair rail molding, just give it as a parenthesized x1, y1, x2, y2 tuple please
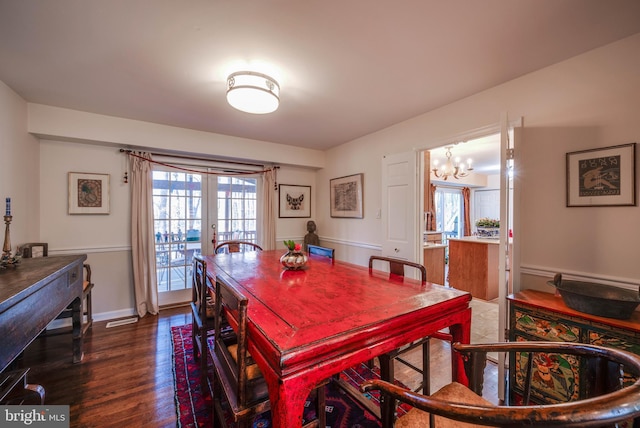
(520, 264, 640, 290)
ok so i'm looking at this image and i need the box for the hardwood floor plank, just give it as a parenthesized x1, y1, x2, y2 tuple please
(15, 304, 499, 427)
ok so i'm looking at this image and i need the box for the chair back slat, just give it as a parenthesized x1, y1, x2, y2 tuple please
(192, 255, 207, 318)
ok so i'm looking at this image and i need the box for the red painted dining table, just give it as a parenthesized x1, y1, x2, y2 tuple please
(204, 250, 472, 428)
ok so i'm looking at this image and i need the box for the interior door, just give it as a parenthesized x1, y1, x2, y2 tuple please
(381, 151, 419, 264)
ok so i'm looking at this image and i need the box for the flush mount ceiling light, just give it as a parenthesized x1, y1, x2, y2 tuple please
(432, 145, 474, 180)
(226, 71, 280, 114)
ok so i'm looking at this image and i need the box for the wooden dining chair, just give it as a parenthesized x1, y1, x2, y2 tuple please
(211, 277, 326, 428)
(215, 240, 263, 254)
(362, 341, 640, 428)
(190, 254, 215, 386)
(20, 243, 94, 335)
(369, 255, 427, 281)
(307, 244, 335, 259)
(368, 255, 448, 398)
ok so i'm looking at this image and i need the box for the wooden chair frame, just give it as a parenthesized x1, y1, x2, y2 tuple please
(362, 342, 640, 427)
(368, 255, 441, 402)
(211, 278, 325, 428)
(215, 240, 263, 254)
(368, 255, 427, 282)
(20, 243, 93, 335)
(190, 254, 214, 385)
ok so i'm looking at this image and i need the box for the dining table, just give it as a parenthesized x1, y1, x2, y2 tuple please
(205, 249, 472, 428)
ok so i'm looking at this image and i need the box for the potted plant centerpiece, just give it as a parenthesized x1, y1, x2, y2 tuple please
(280, 240, 308, 270)
(475, 217, 500, 238)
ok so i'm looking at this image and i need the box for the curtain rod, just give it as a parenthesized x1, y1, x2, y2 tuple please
(119, 149, 270, 168)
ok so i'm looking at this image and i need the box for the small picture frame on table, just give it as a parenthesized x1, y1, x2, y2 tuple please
(566, 143, 636, 207)
(279, 184, 311, 218)
(330, 173, 363, 218)
(68, 172, 110, 214)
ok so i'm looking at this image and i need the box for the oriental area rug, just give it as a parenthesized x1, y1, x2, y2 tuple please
(171, 324, 411, 428)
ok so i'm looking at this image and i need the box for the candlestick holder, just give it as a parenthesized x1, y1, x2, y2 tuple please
(1, 215, 20, 269)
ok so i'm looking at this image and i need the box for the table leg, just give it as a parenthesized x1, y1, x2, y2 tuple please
(71, 296, 83, 363)
(449, 307, 472, 386)
(378, 353, 395, 428)
(267, 376, 316, 428)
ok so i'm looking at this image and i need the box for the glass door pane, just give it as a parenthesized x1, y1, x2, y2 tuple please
(434, 187, 463, 240)
(214, 176, 258, 246)
(153, 170, 203, 304)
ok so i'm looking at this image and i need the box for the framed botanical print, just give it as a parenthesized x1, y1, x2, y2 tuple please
(68, 172, 110, 214)
(330, 173, 363, 218)
(566, 143, 636, 207)
(279, 184, 311, 218)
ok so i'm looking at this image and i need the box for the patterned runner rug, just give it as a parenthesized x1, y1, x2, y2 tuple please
(171, 324, 411, 428)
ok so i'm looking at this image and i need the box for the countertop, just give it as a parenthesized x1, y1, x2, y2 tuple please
(448, 236, 499, 245)
(423, 243, 448, 249)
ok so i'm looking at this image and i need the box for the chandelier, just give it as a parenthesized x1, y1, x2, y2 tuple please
(431, 146, 473, 180)
(226, 71, 280, 114)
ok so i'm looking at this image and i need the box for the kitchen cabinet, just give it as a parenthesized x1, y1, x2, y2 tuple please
(423, 243, 446, 285)
(447, 237, 499, 300)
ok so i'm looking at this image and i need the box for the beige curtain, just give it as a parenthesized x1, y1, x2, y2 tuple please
(260, 168, 277, 250)
(130, 152, 159, 317)
(462, 187, 471, 236)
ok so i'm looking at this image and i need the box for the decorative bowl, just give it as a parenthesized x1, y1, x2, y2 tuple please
(548, 273, 640, 320)
(280, 251, 308, 270)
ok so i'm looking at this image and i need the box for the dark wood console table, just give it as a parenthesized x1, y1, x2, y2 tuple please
(0, 254, 87, 372)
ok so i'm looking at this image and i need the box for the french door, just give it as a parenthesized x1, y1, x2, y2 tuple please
(152, 167, 260, 306)
(153, 169, 205, 306)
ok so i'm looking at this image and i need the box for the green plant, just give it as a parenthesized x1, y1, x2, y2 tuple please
(283, 240, 302, 252)
(475, 217, 499, 228)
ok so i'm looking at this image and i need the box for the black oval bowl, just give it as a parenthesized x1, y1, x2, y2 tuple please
(547, 279, 640, 320)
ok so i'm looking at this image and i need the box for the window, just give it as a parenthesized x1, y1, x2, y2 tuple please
(434, 187, 464, 240)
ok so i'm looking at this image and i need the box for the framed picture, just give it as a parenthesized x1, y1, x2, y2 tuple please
(68, 172, 110, 214)
(330, 173, 363, 218)
(566, 143, 636, 207)
(279, 184, 311, 218)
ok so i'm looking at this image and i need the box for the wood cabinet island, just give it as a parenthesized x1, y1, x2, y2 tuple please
(447, 237, 499, 300)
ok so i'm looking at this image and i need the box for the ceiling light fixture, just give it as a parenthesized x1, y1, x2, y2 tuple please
(432, 146, 473, 180)
(226, 71, 280, 114)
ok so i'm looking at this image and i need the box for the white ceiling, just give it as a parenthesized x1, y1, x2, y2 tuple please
(1, 0, 639, 170)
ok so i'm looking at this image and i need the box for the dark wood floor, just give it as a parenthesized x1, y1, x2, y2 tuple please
(16, 305, 499, 427)
(18, 306, 189, 428)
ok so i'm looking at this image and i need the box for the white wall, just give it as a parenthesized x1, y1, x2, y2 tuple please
(0, 80, 40, 246)
(39, 140, 135, 319)
(319, 33, 640, 291)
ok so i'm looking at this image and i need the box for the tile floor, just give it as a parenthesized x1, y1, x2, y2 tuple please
(391, 297, 501, 404)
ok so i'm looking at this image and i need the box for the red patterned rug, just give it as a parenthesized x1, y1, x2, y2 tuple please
(171, 324, 411, 428)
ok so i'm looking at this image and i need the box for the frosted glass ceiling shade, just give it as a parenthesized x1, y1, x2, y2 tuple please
(226, 71, 280, 114)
